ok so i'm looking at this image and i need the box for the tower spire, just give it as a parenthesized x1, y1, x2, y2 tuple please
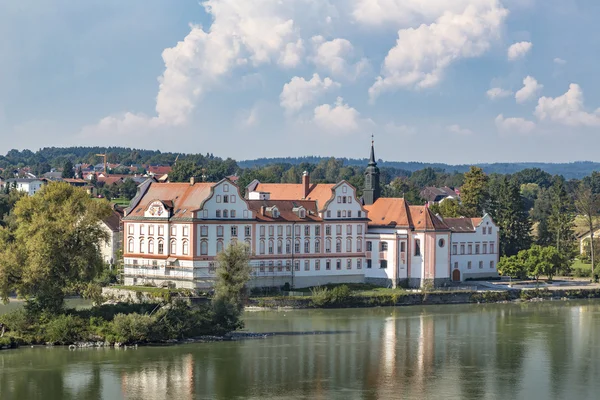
(369, 134, 376, 166)
(363, 134, 380, 205)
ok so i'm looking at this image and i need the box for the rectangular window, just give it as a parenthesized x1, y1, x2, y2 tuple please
(483, 227, 486, 235)
(158, 225, 164, 235)
(260, 226, 265, 237)
(286, 225, 292, 236)
(380, 260, 388, 269)
(366, 241, 372, 251)
(468, 261, 472, 269)
(304, 240, 310, 253)
(346, 259, 352, 269)
(231, 226, 238, 236)
(149, 225, 154, 235)
(489, 227, 493, 235)
(452, 244, 457, 255)
(277, 226, 283, 236)
(479, 261, 483, 269)
(170, 225, 176, 236)
(315, 225, 321, 236)
(269, 226, 274, 236)
(140, 225, 145, 235)
(348, 211, 352, 218)
(259, 262, 265, 273)
(128, 224, 134, 235)
(358, 211, 362, 218)
(183, 226, 189, 237)
(380, 242, 388, 251)
(277, 240, 283, 254)
(367, 259, 372, 269)
(245, 226, 251, 237)
(460, 244, 465, 254)
(468, 244, 472, 254)
(326, 260, 331, 270)
(295, 225, 301, 236)
(315, 260, 321, 271)
(336, 260, 341, 270)
(231, 210, 236, 218)
(342, 196, 347, 203)
(336, 225, 342, 235)
(475, 244, 480, 254)
(231, 195, 236, 203)
(304, 225, 310, 236)
(286, 241, 291, 254)
(337, 210, 341, 218)
(327, 210, 331, 218)
(294, 261, 300, 271)
(295, 241, 300, 253)
(490, 260, 494, 269)
(216, 195, 222, 203)
(357, 259, 362, 269)
(342, 210, 347, 218)
(357, 225, 363, 235)
(315, 240, 321, 253)
(201, 226, 208, 237)
(223, 195, 229, 203)
(304, 260, 310, 271)
(217, 226, 224, 237)
(348, 196, 352, 203)
(216, 210, 221, 218)
(454, 262, 458, 269)
(337, 196, 342, 203)
(268, 241, 274, 254)
(490, 243, 495, 253)
(326, 225, 331, 236)
(346, 225, 352, 235)
(357, 240, 362, 252)
(483, 243, 487, 254)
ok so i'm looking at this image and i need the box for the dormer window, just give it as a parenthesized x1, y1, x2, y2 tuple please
(268, 206, 279, 218)
(299, 209, 306, 218)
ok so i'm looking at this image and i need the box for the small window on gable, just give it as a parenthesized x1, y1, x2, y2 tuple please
(223, 184, 229, 192)
(216, 195, 222, 203)
(337, 196, 342, 203)
(342, 185, 347, 193)
(231, 195, 236, 203)
(342, 197, 347, 203)
(223, 195, 229, 203)
(347, 196, 352, 203)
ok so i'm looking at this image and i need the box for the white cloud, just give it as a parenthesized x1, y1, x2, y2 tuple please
(447, 124, 473, 135)
(515, 76, 543, 104)
(384, 122, 417, 135)
(278, 39, 304, 68)
(554, 57, 566, 65)
(311, 36, 369, 80)
(495, 114, 535, 134)
(280, 74, 340, 114)
(487, 87, 512, 99)
(84, 0, 302, 134)
(313, 97, 361, 134)
(369, 2, 507, 99)
(535, 84, 600, 127)
(507, 41, 532, 61)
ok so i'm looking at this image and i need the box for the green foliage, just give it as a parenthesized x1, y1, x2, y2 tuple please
(547, 177, 577, 260)
(0, 182, 111, 312)
(430, 198, 462, 218)
(309, 285, 352, 307)
(119, 178, 138, 200)
(45, 314, 87, 344)
(498, 245, 567, 280)
(460, 166, 490, 217)
(61, 160, 74, 179)
(109, 313, 155, 343)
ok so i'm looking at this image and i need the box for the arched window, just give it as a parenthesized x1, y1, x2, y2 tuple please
(170, 240, 176, 254)
(148, 239, 154, 254)
(259, 240, 265, 255)
(286, 239, 291, 254)
(346, 238, 352, 253)
(140, 238, 145, 254)
(245, 239, 251, 254)
(128, 238, 134, 253)
(217, 240, 224, 253)
(304, 239, 310, 253)
(315, 239, 321, 253)
(158, 239, 164, 254)
(294, 239, 301, 253)
(182, 240, 189, 255)
(277, 239, 283, 254)
(356, 238, 362, 252)
(336, 238, 342, 253)
(268, 239, 274, 255)
(414, 239, 421, 256)
(223, 209, 229, 218)
(325, 238, 331, 253)
(201, 240, 208, 255)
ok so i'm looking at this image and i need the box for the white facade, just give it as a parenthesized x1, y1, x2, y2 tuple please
(3, 179, 45, 196)
(448, 214, 499, 282)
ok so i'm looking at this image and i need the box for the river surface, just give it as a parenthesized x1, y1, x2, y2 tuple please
(2, 301, 600, 400)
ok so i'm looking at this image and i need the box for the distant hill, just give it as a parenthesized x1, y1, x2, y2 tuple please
(239, 157, 600, 180)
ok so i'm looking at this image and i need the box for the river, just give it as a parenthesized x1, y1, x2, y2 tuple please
(1, 301, 600, 400)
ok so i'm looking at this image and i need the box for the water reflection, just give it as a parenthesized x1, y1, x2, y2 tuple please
(3, 302, 600, 400)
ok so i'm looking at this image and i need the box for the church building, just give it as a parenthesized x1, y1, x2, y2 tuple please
(121, 142, 498, 290)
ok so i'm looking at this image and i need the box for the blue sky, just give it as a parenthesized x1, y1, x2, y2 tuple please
(1, 0, 599, 164)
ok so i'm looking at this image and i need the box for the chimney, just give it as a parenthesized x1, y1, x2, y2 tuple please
(190, 176, 195, 185)
(302, 171, 310, 199)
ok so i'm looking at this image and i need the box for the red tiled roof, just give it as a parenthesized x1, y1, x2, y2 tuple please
(365, 198, 448, 231)
(247, 200, 322, 222)
(103, 206, 124, 232)
(253, 182, 336, 210)
(126, 182, 216, 219)
(442, 217, 482, 232)
(98, 176, 124, 186)
(147, 166, 172, 175)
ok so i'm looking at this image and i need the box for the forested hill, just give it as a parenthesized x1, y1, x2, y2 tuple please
(1, 146, 599, 180)
(239, 157, 600, 180)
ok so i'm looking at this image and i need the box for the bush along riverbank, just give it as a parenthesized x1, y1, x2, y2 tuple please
(248, 285, 600, 309)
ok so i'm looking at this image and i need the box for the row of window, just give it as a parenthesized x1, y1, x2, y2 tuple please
(215, 209, 238, 218)
(128, 238, 189, 256)
(259, 224, 364, 237)
(482, 227, 493, 235)
(326, 210, 362, 219)
(215, 194, 236, 203)
(454, 260, 495, 269)
(250, 258, 363, 273)
(129, 224, 188, 237)
(366, 241, 420, 256)
(256, 237, 363, 255)
(452, 242, 495, 255)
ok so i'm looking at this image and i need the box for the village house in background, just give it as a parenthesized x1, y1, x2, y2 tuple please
(121, 142, 499, 290)
(420, 186, 460, 205)
(0, 178, 46, 196)
(100, 204, 124, 267)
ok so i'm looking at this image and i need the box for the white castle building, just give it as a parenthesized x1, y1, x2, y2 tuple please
(122, 143, 499, 289)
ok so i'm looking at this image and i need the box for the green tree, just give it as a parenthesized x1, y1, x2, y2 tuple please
(120, 178, 138, 200)
(61, 160, 74, 179)
(575, 183, 600, 280)
(460, 166, 489, 217)
(0, 182, 111, 313)
(521, 245, 564, 282)
(547, 177, 576, 262)
(488, 176, 532, 256)
(384, 177, 424, 204)
(497, 255, 527, 279)
(429, 198, 462, 217)
(169, 160, 202, 182)
(212, 243, 252, 332)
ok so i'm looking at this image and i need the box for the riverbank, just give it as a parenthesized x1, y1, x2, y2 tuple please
(248, 287, 600, 309)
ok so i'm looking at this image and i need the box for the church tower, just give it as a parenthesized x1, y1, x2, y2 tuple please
(363, 138, 381, 205)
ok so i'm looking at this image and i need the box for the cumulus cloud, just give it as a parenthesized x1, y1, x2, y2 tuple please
(535, 84, 600, 126)
(495, 114, 535, 134)
(84, 0, 301, 134)
(280, 73, 340, 113)
(487, 87, 512, 99)
(384, 122, 417, 135)
(278, 39, 304, 68)
(369, 1, 507, 99)
(553, 57, 566, 65)
(311, 36, 369, 80)
(507, 41, 532, 61)
(515, 76, 543, 104)
(313, 97, 361, 134)
(447, 124, 473, 135)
